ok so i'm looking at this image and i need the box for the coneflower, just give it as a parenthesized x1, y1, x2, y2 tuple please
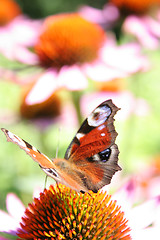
(35, 13, 105, 69)
(0, 0, 21, 26)
(17, 184, 131, 240)
(110, 0, 160, 14)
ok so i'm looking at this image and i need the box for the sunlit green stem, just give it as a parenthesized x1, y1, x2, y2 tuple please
(71, 91, 83, 125)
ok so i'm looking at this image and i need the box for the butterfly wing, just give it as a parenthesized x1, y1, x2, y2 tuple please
(1, 128, 60, 180)
(64, 99, 121, 192)
(1, 99, 121, 193)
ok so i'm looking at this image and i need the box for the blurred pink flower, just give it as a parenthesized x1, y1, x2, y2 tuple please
(0, 193, 25, 236)
(80, 91, 150, 121)
(0, 187, 43, 239)
(132, 156, 160, 201)
(78, 3, 120, 29)
(123, 10, 160, 49)
(1, 13, 149, 124)
(103, 179, 160, 240)
(25, 36, 149, 106)
(0, 15, 42, 64)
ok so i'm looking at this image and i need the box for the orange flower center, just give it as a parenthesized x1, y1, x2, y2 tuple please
(110, 0, 160, 14)
(17, 184, 131, 240)
(20, 81, 61, 119)
(35, 14, 105, 68)
(0, 0, 21, 26)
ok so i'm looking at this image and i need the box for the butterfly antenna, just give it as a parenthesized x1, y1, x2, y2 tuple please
(56, 127, 61, 158)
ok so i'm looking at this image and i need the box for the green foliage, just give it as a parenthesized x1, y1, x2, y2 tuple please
(16, 0, 107, 18)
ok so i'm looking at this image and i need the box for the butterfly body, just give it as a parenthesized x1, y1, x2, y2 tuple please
(1, 99, 121, 193)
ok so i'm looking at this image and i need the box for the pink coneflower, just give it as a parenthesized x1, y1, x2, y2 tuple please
(35, 14, 105, 69)
(104, 179, 160, 239)
(20, 13, 148, 114)
(0, 0, 41, 64)
(110, 0, 160, 14)
(17, 184, 131, 240)
(1, 182, 160, 240)
(0, 193, 25, 236)
(78, 3, 120, 29)
(80, 91, 150, 122)
(123, 12, 160, 49)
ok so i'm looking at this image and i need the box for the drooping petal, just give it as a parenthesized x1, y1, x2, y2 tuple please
(84, 60, 127, 82)
(128, 196, 160, 230)
(0, 210, 19, 234)
(100, 42, 149, 73)
(25, 69, 59, 105)
(58, 65, 88, 90)
(6, 193, 25, 221)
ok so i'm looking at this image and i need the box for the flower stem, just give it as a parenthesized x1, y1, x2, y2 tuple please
(71, 91, 83, 125)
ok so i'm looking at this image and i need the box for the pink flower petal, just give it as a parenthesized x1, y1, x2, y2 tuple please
(0, 210, 18, 233)
(84, 61, 127, 82)
(80, 91, 142, 121)
(0, 15, 42, 62)
(112, 179, 136, 212)
(155, 196, 160, 227)
(131, 227, 160, 240)
(102, 3, 120, 22)
(123, 15, 159, 49)
(100, 42, 149, 73)
(147, 176, 160, 199)
(58, 65, 88, 90)
(33, 187, 43, 198)
(13, 46, 39, 65)
(78, 4, 119, 27)
(6, 193, 25, 221)
(59, 102, 78, 128)
(25, 69, 58, 105)
(143, 15, 160, 38)
(128, 197, 160, 230)
(8, 16, 42, 46)
(79, 5, 107, 24)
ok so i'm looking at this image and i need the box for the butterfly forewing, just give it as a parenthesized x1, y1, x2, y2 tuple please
(1, 128, 55, 169)
(64, 99, 119, 161)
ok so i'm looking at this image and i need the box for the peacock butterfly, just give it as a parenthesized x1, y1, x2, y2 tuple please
(1, 99, 121, 193)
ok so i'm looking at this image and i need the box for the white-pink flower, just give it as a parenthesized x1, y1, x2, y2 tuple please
(0, 15, 42, 64)
(24, 35, 149, 106)
(123, 10, 160, 49)
(103, 178, 160, 240)
(80, 91, 150, 121)
(78, 3, 120, 29)
(0, 193, 25, 235)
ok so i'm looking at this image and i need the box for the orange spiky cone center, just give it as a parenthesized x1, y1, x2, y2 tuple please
(35, 14, 105, 69)
(17, 184, 131, 240)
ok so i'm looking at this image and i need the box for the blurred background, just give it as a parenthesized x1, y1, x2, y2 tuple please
(0, 0, 160, 217)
